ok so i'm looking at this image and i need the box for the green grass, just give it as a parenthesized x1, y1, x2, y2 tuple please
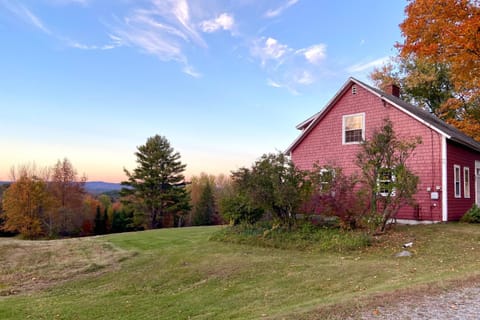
(0, 224, 480, 319)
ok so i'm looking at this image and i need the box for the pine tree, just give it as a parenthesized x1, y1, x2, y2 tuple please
(121, 135, 191, 229)
(103, 208, 109, 233)
(111, 210, 127, 233)
(93, 205, 104, 235)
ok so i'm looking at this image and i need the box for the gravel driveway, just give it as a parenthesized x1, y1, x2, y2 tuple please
(350, 284, 480, 319)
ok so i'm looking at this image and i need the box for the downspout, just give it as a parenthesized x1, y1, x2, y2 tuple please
(442, 136, 448, 221)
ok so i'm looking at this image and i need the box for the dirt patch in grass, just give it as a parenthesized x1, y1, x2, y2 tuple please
(0, 237, 135, 297)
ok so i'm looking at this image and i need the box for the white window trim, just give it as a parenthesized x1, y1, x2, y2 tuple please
(377, 167, 396, 197)
(454, 164, 461, 198)
(319, 168, 336, 191)
(464, 167, 470, 198)
(342, 112, 365, 145)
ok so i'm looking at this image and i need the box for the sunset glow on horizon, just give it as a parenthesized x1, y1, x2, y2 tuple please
(0, 0, 406, 183)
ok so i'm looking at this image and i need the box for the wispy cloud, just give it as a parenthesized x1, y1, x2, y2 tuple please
(250, 37, 290, 67)
(297, 43, 327, 65)
(347, 56, 390, 73)
(293, 70, 314, 85)
(200, 13, 234, 33)
(66, 35, 122, 50)
(182, 64, 202, 78)
(264, 0, 299, 18)
(46, 0, 90, 6)
(109, 0, 211, 77)
(267, 78, 282, 88)
(1, 0, 51, 34)
(267, 78, 299, 95)
(250, 36, 327, 93)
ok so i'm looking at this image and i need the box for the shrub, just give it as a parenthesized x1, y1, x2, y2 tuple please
(305, 166, 369, 230)
(231, 153, 312, 229)
(220, 194, 264, 225)
(211, 222, 371, 252)
(461, 204, 480, 223)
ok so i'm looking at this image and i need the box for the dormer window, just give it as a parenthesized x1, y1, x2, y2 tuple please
(342, 113, 365, 144)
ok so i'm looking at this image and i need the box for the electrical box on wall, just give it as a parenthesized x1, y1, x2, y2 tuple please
(431, 192, 439, 200)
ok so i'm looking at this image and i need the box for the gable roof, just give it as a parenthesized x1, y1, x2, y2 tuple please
(286, 77, 480, 154)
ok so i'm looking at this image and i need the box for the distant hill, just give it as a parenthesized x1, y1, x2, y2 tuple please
(0, 181, 124, 195)
(85, 181, 124, 194)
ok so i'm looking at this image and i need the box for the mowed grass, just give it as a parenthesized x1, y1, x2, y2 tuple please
(0, 224, 480, 319)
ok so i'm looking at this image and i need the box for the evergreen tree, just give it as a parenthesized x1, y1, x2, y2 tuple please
(193, 182, 216, 226)
(124, 210, 134, 231)
(103, 208, 109, 233)
(93, 205, 104, 235)
(111, 210, 126, 233)
(121, 135, 191, 229)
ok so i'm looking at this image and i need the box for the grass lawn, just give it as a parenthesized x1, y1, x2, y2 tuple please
(1, 224, 480, 319)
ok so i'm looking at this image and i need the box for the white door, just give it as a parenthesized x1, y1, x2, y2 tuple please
(476, 161, 480, 206)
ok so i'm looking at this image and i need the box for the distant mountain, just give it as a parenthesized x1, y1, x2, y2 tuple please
(85, 181, 124, 194)
(0, 180, 124, 195)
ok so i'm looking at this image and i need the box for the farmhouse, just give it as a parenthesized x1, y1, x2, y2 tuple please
(286, 77, 480, 222)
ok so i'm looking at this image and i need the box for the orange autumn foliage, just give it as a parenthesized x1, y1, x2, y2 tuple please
(397, 0, 480, 140)
(2, 174, 54, 239)
(399, 0, 480, 90)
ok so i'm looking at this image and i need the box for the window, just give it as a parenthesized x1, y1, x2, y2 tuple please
(343, 113, 364, 144)
(378, 167, 395, 197)
(464, 167, 470, 198)
(454, 165, 461, 198)
(319, 168, 336, 191)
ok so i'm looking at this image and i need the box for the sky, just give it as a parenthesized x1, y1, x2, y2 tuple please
(0, 0, 407, 183)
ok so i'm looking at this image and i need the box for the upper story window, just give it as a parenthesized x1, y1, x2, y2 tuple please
(343, 113, 365, 144)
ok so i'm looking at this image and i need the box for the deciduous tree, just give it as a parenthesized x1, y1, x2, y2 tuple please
(356, 119, 421, 232)
(193, 181, 216, 226)
(49, 158, 86, 236)
(394, 0, 480, 139)
(232, 153, 312, 229)
(370, 56, 454, 118)
(399, 0, 480, 90)
(1, 166, 54, 238)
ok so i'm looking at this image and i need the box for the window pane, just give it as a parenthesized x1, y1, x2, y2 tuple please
(345, 115, 362, 130)
(454, 166, 461, 197)
(378, 168, 393, 196)
(345, 129, 362, 142)
(464, 167, 470, 198)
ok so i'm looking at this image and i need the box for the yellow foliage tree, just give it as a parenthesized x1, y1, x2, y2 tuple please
(2, 171, 54, 239)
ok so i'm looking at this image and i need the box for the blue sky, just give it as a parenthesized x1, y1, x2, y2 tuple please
(0, 0, 407, 182)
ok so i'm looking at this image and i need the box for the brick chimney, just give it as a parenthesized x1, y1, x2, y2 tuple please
(385, 84, 400, 97)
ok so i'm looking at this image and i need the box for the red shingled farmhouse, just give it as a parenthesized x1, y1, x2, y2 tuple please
(286, 78, 480, 222)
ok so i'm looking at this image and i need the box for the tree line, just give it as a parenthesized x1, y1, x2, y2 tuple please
(0, 136, 234, 239)
(0, 159, 136, 238)
(0, 120, 420, 238)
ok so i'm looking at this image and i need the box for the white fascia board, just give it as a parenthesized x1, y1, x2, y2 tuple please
(442, 136, 448, 221)
(353, 80, 451, 140)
